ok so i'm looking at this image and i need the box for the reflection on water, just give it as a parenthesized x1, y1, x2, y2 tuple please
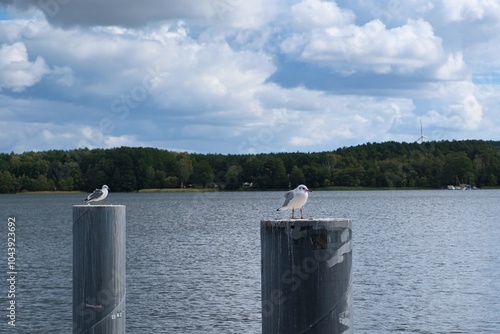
(0, 190, 499, 333)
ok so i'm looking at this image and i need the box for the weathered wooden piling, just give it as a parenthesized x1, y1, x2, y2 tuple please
(261, 218, 352, 334)
(73, 205, 126, 334)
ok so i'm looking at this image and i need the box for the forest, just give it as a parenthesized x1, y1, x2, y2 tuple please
(1, 140, 500, 193)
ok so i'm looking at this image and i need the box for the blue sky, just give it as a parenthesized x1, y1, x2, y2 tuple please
(0, 0, 499, 154)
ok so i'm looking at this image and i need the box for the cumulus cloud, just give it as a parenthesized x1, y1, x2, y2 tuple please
(423, 81, 485, 131)
(237, 85, 418, 152)
(150, 43, 274, 113)
(435, 53, 469, 82)
(0, 120, 73, 152)
(1, 18, 275, 109)
(281, 1, 448, 73)
(442, 0, 500, 22)
(290, 0, 355, 28)
(0, 41, 48, 91)
(282, 14, 444, 75)
(461, 94, 483, 128)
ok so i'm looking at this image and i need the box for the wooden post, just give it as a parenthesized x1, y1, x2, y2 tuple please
(261, 218, 352, 334)
(73, 205, 126, 334)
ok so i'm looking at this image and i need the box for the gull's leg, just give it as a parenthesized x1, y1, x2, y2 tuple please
(291, 208, 295, 219)
(300, 207, 304, 219)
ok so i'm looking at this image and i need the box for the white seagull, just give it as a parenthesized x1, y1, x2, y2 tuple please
(83, 185, 110, 205)
(277, 184, 311, 219)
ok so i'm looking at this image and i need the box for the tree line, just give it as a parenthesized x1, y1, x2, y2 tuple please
(1, 140, 500, 193)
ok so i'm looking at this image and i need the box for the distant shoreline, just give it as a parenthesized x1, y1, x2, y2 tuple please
(12, 188, 217, 194)
(17, 191, 85, 194)
(9, 186, 498, 195)
(137, 188, 218, 193)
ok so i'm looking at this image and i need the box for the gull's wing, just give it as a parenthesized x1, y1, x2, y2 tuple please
(87, 189, 103, 201)
(282, 190, 295, 207)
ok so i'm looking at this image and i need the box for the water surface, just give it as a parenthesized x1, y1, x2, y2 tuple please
(1, 190, 499, 333)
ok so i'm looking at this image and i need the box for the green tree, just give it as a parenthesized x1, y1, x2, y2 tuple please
(257, 157, 288, 189)
(176, 154, 193, 188)
(59, 176, 74, 191)
(289, 165, 305, 186)
(0, 171, 16, 193)
(142, 166, 156, 189)
(224, 165, 243, 190)
(442, 152, 474, 185)
(3, 139, 500, 193)
(164, 176, 180, 188)
(154, 170, 167, 188)
(192, 160, 214, 188)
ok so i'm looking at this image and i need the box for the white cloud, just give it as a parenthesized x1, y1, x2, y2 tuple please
(282, 13, 445, 74)
(149, 43, 274, 113)
(80, 126, 147, 149)
(0, 120, 75, 152)
(236, 85, 418, 152)
(442, 0, 500, 22)
(461, 94, 483, 128)
(290, 0, 355, 29)
(423, 81, 484, 131)
(435, 52, 468, 80)
(103, 134, 141, 148)
(4, 18, 275, 112)
(222, 0, 279, 29)
(0, 42, 48, 91)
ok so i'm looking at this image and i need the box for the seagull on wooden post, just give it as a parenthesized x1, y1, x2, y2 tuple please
(277, 184, 311, 219)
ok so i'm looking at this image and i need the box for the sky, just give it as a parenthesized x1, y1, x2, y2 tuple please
(0, 0, 499, 154)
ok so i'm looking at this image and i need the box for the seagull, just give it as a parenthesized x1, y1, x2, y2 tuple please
(277, 184, 311, 219)
(83, 185, 110, 205)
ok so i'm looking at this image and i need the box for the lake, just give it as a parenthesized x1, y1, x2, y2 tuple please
(1, 190, 499, 333)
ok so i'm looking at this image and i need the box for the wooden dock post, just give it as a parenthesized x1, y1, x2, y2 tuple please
(261, 218, 352, 334)
(73, 205, 126, 333)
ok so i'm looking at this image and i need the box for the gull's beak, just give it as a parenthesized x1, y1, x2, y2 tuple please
(307, 189, 312, 192)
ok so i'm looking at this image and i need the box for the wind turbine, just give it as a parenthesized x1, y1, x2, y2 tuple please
(415, 119, 430, 143)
